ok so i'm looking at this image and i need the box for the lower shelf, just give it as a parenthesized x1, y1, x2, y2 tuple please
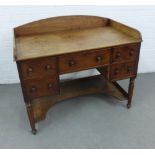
(31, 75, 128, 122)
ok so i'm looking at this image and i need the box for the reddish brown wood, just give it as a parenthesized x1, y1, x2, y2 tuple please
(127, 77, 136, 108)
(14, 16, 142, 134)
(112, 81, 128, 98)
(26, 102, 37, 134)
(96, 66, 109, 79)
(32, 75, 128, 122)
(17, 56, 60, 102)
(112, 44, 139, 64)
(22, 76, 60, 100)
(59, 48, 111, 74)
(18, 56, 58, 80)
(110, 61, 136, 81)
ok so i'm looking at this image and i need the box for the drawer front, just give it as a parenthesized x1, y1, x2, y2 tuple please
(112, 44, 139, 63)
(110, 62, 136, 80)
(19, 57, 57, 80)
(22, 77, 59, 99)
(59, 49, 110, 74)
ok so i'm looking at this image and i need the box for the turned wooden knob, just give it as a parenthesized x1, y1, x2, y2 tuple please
(96, 56, 102, 62)
(48, 83, 53, 88)
(116, 52, 121, 58)
(31, 86, 37, 92)
(129, 50, 134, 56)
(28, 67, 33, 73)
(127, 66, 132, 73)
(114, 68, 120, 75)
(68, 60, 76, 66)
(45, 65, 51, 70)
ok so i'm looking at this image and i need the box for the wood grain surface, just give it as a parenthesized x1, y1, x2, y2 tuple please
(14, 15, 142, 134)
(15, 27, 140, 60)
(31, 75, 128, 122)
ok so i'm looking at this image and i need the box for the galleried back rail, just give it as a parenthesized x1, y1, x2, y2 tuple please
(13, 15, 142, 134)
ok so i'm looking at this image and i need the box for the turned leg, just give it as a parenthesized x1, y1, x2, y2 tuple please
(26, 102, 37, 134)
(127, 77, 136, 109)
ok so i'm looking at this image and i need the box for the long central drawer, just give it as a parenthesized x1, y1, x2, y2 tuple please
(58, 48, 111, 74)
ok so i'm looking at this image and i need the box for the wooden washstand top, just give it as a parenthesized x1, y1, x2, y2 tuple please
(13, 15, 142, 61)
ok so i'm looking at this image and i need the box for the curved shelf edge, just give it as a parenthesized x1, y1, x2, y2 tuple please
(31, 75, 128, 122)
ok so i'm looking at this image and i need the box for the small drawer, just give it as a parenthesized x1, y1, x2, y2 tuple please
(59, 48, 110, 74)
(112, 44, 139, 63)
(18, 56, 57, 80)
(110, 62, 136, 80)
(22, 77, 59, 99)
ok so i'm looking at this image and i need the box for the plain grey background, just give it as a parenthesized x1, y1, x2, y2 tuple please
(0, 73, 155, 148)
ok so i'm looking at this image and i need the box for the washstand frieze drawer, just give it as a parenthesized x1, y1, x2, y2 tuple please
(18, 56, 58, 80)
(110, 61, 137, 81)
(22, 77, 60, 100)
(58, 48, 111, 74)
(112, 44, 140, 64)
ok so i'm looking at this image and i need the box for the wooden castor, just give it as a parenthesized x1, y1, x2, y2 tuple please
(14, 15, 142, 133)
(127, 103, 131, 109)
(32, 129, 37, 135)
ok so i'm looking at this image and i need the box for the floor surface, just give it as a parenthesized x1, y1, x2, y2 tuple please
(0, 73, 155, 148)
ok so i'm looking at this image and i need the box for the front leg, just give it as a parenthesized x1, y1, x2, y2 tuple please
(26, 102, 37, 134)
(127, 77, 136, 109)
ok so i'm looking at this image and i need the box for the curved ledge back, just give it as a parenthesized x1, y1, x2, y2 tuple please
(14, 15, 109, 37)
